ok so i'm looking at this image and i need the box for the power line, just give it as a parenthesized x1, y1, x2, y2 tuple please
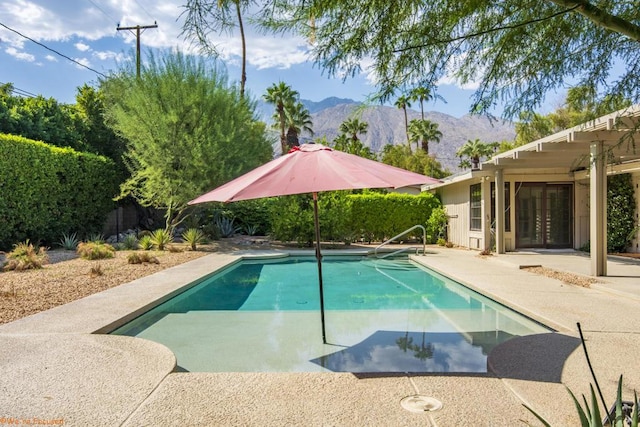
(132, 0, 155, 21)
(0, 82, 37, 98)
(85, 0, 119, 24)
(0, 21, 108, 78)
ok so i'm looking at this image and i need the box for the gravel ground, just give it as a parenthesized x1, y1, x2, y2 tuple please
(0, 237, 285, 326)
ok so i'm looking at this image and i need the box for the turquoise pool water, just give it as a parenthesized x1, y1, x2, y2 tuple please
(112, 256, 551, 373)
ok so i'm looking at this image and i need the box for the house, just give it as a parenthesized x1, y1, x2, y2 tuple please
(423, 105, 640, 276)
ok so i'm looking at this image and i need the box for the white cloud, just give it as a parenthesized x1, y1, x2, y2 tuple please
(75, 42, 90, 52)
(74, 57, 91, 69)
(5, 47, 35, 62)
(45, 54, 57, 62)
(93, 50, 125, 62)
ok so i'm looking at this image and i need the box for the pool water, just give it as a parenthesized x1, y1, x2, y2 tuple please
(111, 256, 550, 373)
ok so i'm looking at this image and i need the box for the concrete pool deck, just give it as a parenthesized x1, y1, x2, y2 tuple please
(1, 247, 639, 426)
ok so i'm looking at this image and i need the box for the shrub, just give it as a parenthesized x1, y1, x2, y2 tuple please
(182, 228, 206, 251)
(608, 174, 635, 253)
(127, 252, 159, 264)
(88, 264, 104, 277)
(427, 206, 448, 243)
(2, 240, 49, 271)
(77, 242, 115, 260)
(58, 233, 80, 250)
(167, 245, 183, 253)
(139, 235, 154, 250)
(149, 229, 172, 250)
(120, 234, 139, 250)
(436, 237, 447, 246)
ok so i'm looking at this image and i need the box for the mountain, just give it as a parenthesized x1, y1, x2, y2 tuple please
(258, 97, 515, 172)
(308, 102, 515, 172)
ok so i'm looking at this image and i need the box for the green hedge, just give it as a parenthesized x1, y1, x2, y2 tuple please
(608, 173, 636, 253)
(0, 133, 118, 249)
(268, 191, 442, 246)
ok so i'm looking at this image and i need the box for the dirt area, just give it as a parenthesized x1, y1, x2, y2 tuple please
(0, 237, 288, 326)
(520, 266, 598, 288)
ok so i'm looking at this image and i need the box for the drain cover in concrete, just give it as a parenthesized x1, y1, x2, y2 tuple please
(400, 395, 443, 413)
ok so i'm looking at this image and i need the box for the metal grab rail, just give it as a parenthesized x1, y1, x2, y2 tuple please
(374, 225, 426, 258)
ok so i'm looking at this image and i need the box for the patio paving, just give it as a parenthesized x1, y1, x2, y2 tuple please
(0, 247, 638, 426)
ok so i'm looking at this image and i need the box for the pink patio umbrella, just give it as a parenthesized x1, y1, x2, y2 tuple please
(189, 143, 441, 343)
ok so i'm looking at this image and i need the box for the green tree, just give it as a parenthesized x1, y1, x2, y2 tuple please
(394, 94, 411, 145)
(456, 138, 498, 170)
(101, 50, 272, 231)
(263, 82, 299, 154)
(408, 119, 442, 154)
(262, 1, 640, 118)
(338, 117, 368, 142)
(181, 0, 252, 97)
(332, 133, 375, 159)
(381, 144, 449, 179)
(283, 100, 313, 148)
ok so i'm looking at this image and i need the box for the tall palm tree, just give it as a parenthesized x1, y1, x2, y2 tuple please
(263, 82, 299, 154)
(394, 95, 412, 145)
(456, 138, 498, 170)
(283, 101, 313, 149)
(338, 118, 368, 142)
(408, 119, 442, 154)
(181, 0, 250, 97)
(410, 87, 432, 120)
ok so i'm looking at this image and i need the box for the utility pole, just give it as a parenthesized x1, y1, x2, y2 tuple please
(116, 22, 158, 78)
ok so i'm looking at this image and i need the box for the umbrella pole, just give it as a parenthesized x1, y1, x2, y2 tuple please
(313, 192, 327, 344)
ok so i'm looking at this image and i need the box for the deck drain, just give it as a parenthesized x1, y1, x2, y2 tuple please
(400, 395, 443, 413)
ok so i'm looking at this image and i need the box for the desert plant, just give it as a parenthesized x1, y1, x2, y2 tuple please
(138, 235, 153, 250)
(215, 215, 241, 238)
(77, 242, 115, 260)
(127, 252, 159, 264)
(167, 245, 183, 253)
(120, 234, 139, 250)
(149, 229, 173, 250)
(436, 237, 447, 246)
(182, 228, 206, 251)
(2, 240, 49, 271)
(87, 233, 106, 244)
(58, 233, 79, 250)
(244, 224, 260, 236)
(88, 263, 104, 277)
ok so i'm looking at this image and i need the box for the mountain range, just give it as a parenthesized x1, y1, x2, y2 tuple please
(257, 97, 516, 172)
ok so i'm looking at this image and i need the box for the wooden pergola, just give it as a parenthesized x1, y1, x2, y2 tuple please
(482, 105, 640, 276)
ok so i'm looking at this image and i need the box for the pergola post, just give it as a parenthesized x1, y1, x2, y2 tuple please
(590, 141, 607, 276)
(495, 169, 505, 254)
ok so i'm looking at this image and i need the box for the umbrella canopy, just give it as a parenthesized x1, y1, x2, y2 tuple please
(188, 143, 441, 343)
(189, 143, 440, 203)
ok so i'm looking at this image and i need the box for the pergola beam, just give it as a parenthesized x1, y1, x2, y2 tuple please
(569, 130, 633, 144)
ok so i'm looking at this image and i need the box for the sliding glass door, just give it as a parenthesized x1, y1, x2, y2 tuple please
(516, 183, 572, 248)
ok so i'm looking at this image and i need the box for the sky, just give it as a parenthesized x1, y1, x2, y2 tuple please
(0, 0, 561, 118)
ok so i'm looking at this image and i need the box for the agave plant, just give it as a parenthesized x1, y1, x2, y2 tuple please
(149, 229, 173, 251)
(87, 233, 105, 244)
(120, 234, 139, 250)
(58, 232, 79, 250)
(182, 228, 206, 251)
(138, 235, 153, 251)
(215, 215, 241, 238)
(244, 224, 260, 237)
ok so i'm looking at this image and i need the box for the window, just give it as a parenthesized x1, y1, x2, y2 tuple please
(491, 182, 511, 232)
(470, 183, 482, 230)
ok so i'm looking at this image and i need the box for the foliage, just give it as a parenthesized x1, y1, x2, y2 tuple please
(524, 375, 638, 427)
(88, 264, 104, 277)
(427, 206, 449, 243)
(101, 50, 272, 231)
(244, 224, 260, 236)
(436, 238, 447, 247)
(139, 235, 154, 251)
(263, 81, 300, 154)
(408, 119, 442, 154)
(268, 195, 315, 246)
(2, 240, 49, 272)
(215, 214, 242, 238)
(120, 234, 139, 250)
(77, 242, 116, 260)
(149, 229, 173, 251)
(608, 174, 636, 253)
(182, 228, 206, 251)
(456, 139, 499, 170)
(127, 252, 160, 265)
(0, 134, 118, 250)
(87, 233, 105, 244)
(338, 117, 368, 142)
(282, 100, 313, 147)
(381, 144, 450, 179)
(331, 134, 376, 159)
(261, 2, 640, 118)
(58, 233, 80, 250)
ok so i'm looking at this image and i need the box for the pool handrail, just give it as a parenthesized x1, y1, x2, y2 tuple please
(374, 225, 426, 258)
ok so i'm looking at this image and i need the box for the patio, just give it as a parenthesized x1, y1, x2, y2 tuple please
(1, 247, 638, 426)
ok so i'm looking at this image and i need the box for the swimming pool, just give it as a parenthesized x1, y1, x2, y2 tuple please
(111, 255, 551, 373)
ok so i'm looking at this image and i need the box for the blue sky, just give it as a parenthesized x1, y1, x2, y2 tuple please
(0, 0, 562, 117)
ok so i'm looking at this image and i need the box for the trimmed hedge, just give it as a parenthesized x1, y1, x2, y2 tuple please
(0, 133, 118, 250)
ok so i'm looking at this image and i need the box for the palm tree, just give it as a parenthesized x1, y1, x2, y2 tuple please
(263, 82, 299, 154)
(332, 134, 375, 159)
(283, 101, 313, 149)
(394, 95, 412, 145)
(408, 119, 442, 154)
(338, 118, 368, 142)
(181, 0, 250, 97)
(456, 138, 498, 170)
(410, 87, 432, 120)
